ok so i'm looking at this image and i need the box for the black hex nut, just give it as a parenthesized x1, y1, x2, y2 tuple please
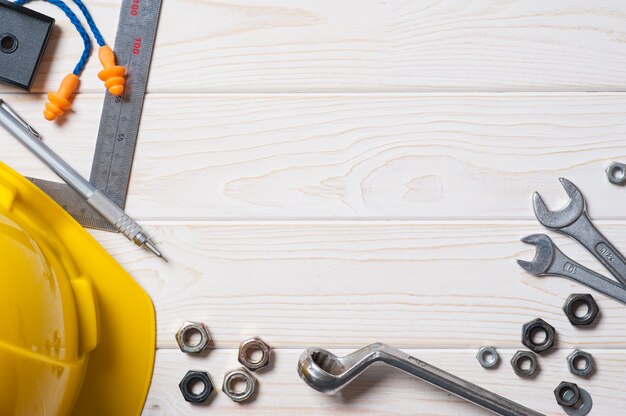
(567, 349, 594, 377)
(554, 381, 581, 408)
(522, 318, 555, 354)
(563, 294, 599, 326)
(510, 350, 538, 377)
(179, 370, 214, 403)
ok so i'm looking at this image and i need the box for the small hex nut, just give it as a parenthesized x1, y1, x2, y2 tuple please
(522, 318, 556, 354)
(176, 321, 211, 354)
(554, 381, 581, 408)
(222, 368, 256, 403)
(179, 370, 214, 403)
(606, 162, 626, 185)
(567, 350, 594, 377)
(238, 337, 272, 371)
(563, 294, 599, 326)
(510, 350, 538, 377)
(476, 346, 499, 368)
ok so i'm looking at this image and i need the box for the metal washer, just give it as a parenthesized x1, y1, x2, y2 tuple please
(563, 388, 593, 416)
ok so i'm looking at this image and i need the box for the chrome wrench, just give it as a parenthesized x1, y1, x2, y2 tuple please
(518, 234, 626, 305)
(298, 343, 545, 416)
(533, 178, 626, 287)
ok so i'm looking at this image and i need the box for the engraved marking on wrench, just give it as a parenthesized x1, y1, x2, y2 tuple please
(563, 262, 577, 275)
(597, 243, 615, 262)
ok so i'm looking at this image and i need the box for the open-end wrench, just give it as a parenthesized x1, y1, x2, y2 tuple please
(298, 343, 545, 416)
(517, 234, 626, 305)
(533, 178, 626, 287)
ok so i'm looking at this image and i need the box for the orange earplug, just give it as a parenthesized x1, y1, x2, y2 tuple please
(44, 74, 80, 121)
(97, 46, 126, 95)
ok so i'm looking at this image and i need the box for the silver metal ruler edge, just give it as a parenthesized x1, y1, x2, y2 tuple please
(29, 0, 162, 231)
(28, 177, 112, 230)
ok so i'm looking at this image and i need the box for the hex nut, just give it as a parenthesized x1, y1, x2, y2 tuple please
(522, 318, 556, 354)
(563, 294, 599, 326)
(554, 381, 581, 408)
(176, 321, 211, 354)
(179, 371, 214, 403)
(606, 162, 626, 185)
(222, 368, 257, 403)
(510, 350, 538, 377)
(238, 337, 272, 371)
(476, 346, 499, 369)
(567, 350, 594, 377)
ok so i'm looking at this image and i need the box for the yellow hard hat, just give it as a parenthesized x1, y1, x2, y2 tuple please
(0, 162, 155, 415)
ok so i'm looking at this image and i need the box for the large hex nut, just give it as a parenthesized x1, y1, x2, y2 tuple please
(567, 350, 594, 377)
(179, 370, 214, 403)
(222, 368, 257, 403)
(476, 346, 499, 369)
(606, 162, 626, 185)
(510, 350, 538, 377)
(554, 381, 581, 408)
(563, 294, 599, 326)
(176, 321, 211, 354)
(522, 318, 555, 354)
(238, 337, 272, 371)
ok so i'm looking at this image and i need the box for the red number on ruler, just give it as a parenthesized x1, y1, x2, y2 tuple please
(130, 0, 140, 16)
(133, 38, 142, 55)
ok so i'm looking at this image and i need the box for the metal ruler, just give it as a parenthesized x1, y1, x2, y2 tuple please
(30, 0, 162, 231)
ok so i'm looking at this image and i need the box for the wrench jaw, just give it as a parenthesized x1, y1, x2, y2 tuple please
(298, 348, 345, 394)
(532, 178, 585, 229)
(517, 234, 556, 276)
(298, 345, 382, 395)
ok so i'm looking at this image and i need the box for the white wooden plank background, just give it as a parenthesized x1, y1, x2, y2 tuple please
(5, 0, 626, 93)
(4, 93, 626, 220)
(3, 1, 626, 415)
(92, 221, 626, 349)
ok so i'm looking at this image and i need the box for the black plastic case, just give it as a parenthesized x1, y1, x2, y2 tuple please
(0, 0, 54, 90)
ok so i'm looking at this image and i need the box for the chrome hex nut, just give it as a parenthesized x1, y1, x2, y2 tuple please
(554, 381, 581, 408)
(176, 321, 211, 354)
(238, 337, 272, 371)
(522, 318, 555, 354)
(567, 350, 594, 377)
(476, 346, 499, 369)
(510, 350, 538, 377)
(179, 370, 214, 403)
(563, 294, 599, 326)
(606, 162, 626, 185)
(222, 368, 256, 403)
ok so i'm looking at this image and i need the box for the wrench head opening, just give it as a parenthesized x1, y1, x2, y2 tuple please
(532, 178, 584, 229)
(298, 345, 381, 395)
(298, 348, 349, 394)
(517, 234, 556, 276)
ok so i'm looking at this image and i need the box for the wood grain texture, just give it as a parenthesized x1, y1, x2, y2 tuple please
(144, 348, 626, 415)
(89, 221, 626, 349)
(3, 1, 626, 93)
(4, 93, 626, 220)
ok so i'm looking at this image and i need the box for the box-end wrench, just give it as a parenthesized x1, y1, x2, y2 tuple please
(298, 343, 544, 416)
(533, 178, 626, 287)
(518, 234, 626, 305)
